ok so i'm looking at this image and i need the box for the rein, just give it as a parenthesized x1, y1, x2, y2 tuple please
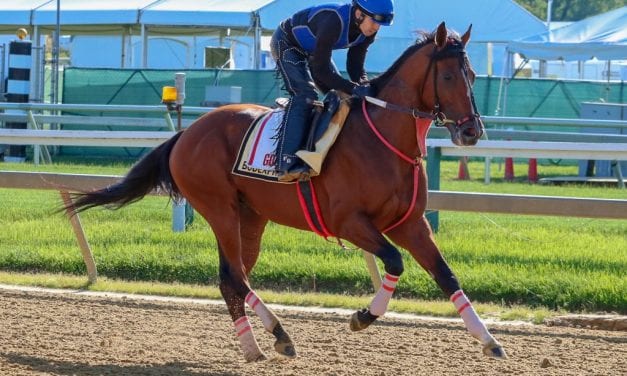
(364, 96, 436, 122)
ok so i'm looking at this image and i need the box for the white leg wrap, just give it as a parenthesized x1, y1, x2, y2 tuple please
(369, 273, 399, 316)
(233, 316, 264, 361)
(451, 290, 494, 344)
(245, 291, 278, 332)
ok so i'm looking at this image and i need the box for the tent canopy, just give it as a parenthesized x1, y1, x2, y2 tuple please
(0, 0, 275, 35)
(507, 6, 627, 61)
(259, 0, 546, 43)
(0, 0, 544, 38)
(0, 0, 52, 32)
(140, 0, 278, 35)
(0, 0, 545, 72)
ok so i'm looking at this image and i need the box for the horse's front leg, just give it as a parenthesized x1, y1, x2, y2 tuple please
(342, 218, 405, 331)
(386, 215, 507, 359)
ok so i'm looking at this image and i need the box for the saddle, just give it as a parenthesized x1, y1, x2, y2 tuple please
(276, 90, 348, 176)
(232, 90, 349, 183)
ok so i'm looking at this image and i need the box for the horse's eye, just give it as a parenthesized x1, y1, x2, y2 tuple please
(443, 73, 453, 81)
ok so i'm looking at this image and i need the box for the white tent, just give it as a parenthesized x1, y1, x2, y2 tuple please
(507, 6, 627, 61)
(260, 0, 546, 42)
(257, 0, 546, 74)
(0, 0, 154, 34)
(0, 1, 52, 34)
(496, 7, 627, 117)
(0, 0, 545, 72)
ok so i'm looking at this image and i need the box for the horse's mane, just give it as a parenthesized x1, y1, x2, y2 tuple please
(370, 29, 461, 91)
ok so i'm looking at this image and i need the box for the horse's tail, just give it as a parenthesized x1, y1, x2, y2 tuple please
(64, 131, 184, 215)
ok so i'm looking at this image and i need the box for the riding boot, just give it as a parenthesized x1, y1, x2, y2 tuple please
(276, 96, 312, 182)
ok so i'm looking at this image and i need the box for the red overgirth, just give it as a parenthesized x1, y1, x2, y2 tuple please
(294, 99, 432, 240)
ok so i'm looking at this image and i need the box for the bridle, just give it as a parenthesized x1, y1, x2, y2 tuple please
(364, 37, 481, 128)
(427, 38, 481, 127)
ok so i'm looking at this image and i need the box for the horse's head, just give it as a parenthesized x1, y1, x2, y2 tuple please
(369, 22, 484, 148)
(425, 22, 484, 146)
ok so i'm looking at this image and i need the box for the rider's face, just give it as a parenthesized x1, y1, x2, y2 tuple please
(356, 11, 381, 36)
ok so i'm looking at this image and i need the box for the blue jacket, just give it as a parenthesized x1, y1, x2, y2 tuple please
(290, 3, 367, 54)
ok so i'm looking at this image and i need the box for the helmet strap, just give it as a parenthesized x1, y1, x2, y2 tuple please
(354, 8, 365, 25)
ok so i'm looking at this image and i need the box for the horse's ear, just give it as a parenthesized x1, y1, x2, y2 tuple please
(435, 22, 447, 48)
(461, 24, 472, 47)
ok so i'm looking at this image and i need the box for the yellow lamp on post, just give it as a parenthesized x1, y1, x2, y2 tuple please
(161, 86, 177, 110)
(162, 73, 186, 131)
(16, 28, 28, 40)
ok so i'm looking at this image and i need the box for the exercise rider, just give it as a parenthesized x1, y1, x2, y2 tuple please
(270, 0, 395, 182)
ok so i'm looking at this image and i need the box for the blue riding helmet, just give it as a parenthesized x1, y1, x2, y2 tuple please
(353, 0, 394, 26)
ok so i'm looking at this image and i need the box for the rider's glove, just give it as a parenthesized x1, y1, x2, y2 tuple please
(352, 84, 375, 98)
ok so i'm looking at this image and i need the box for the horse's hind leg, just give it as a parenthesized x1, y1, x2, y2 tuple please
(386, 216, 507, 359)
(216, 240, 266, 362)
(187, 196, 260, 361)
(237, 204, 296, 359)
(211, 202, 295, 361)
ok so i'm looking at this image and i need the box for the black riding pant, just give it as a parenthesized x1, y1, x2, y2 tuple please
(270, 26, 338, 171)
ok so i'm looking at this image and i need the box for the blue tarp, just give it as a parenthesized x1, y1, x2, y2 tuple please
(508, 6, 627, 61)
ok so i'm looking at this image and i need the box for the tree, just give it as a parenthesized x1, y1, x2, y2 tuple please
(515, 0, 625, 22)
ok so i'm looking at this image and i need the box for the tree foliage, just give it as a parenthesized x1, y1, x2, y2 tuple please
(515, 0, 625, 22)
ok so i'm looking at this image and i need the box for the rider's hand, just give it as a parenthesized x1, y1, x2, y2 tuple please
(352, 84, 375, 98)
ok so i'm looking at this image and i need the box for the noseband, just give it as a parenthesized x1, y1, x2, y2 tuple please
(364, 37, 480, 128)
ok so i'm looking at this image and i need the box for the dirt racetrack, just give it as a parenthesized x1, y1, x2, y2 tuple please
(1, 287, 625, 376)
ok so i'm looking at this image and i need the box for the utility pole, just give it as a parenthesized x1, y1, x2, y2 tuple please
(51, 0, 60, 104)
(547, 0, 554, 35)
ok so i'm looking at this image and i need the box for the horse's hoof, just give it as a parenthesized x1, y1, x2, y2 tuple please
(274, 340, 297, 358)
(482, 339, 508, 359)
(245, 352, 268, 362)
(349, 308, 378, 332)
(272, 325, 297, 358)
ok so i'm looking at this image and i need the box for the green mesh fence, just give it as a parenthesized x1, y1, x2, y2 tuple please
(64, 68, 626, 115)
(60, 68, 284, 157)
(63, 68, 284, 108)
(474, 77, 625, 135)
(477, 77, 625, 118)
(61, 67, 626, 157)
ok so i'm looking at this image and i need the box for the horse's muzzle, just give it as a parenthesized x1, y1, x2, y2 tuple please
(451, 117, 484, 146)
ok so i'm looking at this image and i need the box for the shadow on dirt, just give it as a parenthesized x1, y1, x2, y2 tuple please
(1, 352, 239, 376)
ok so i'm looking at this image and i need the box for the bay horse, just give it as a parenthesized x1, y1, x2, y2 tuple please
(67, 22, 506, 361)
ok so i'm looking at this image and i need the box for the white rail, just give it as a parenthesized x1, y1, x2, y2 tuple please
(2, 171, 625, 219)
(426, 139, 627, 161)
(0, 129, 173, 147)
(0, 102, 213, 115)
(2, 129, 625, 161)
(482, 115, 627, 129)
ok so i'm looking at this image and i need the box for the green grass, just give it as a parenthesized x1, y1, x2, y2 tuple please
(0, 270, 552, 323)
(0, 158, 625, 318)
